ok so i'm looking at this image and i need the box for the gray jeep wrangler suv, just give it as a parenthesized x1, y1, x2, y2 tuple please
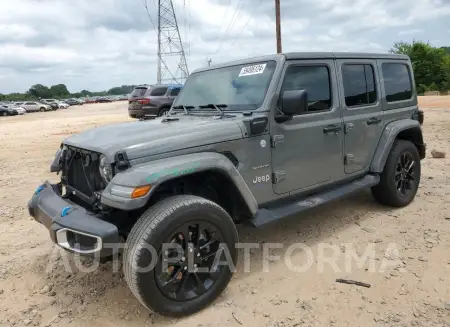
(28, 52, 425, 317)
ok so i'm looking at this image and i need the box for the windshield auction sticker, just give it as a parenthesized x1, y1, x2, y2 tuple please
(238, 63, 267, 77)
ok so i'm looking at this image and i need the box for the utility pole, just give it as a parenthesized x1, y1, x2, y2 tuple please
(207, 59, 212, 66)
(275, 0, 282, 54)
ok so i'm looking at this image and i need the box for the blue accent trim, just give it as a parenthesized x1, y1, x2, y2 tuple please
(61, 206, 72, 217)
(35, 185, 45, 195)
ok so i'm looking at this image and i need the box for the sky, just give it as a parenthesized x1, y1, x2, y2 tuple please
(0, 0, 450, 94)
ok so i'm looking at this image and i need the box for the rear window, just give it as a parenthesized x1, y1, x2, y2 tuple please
(130, 87, 148, 97)
(149, 87, 168, 96)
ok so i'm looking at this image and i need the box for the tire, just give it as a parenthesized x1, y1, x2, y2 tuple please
(123, 195, 238, 317)
(158, 106, 170, 117)
(40, 107, 45, 112)
(371, 139, 421, 207)
(2, 112, 7, 116)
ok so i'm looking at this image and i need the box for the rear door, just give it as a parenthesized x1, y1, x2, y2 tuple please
(336, 59, 384, 174)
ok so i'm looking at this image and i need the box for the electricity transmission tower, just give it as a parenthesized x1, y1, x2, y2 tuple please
(157, 0, 189, 84)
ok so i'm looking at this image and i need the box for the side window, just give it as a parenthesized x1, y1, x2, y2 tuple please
(169, 87, 181, 96)
(25, 102, 35, 105)
(280, 65, 332, 112)
(342, 64, 377, 107)
(150, 87, 168, 96)
(382, 63, 413, 102)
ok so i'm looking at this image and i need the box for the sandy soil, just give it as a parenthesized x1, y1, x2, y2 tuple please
(0, 98, 449, 327)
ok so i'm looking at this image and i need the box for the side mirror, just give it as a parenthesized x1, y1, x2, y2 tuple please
(281, 89, 308, 116)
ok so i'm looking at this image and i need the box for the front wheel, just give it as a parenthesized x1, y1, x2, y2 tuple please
(39, 107, 45, 112)
(371, 140, 421, 207)
(123, 195, 238, 317)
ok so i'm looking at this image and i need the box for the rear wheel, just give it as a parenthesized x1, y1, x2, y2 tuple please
(372, 140, 421, 207)
(158, 106, 170, 117)
(2, 112, 7, 116)
(123, 195, 238, 317)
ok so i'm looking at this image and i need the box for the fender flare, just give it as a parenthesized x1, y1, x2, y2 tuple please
(370, 119, 423, 173)
(101, 152, 258, 214)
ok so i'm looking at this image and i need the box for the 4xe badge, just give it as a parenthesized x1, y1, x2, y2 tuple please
(253, 174, 271, 184)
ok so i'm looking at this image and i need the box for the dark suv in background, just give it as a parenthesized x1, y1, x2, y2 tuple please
(128, 84, 182, 119)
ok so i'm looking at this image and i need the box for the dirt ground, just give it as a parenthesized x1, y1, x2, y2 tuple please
(0, 97, 449, 327)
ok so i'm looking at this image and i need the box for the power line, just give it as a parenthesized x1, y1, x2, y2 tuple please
(140, 0, 157, 30)
(227, 0, 263, 49)
(214, 0, 245, 55)
(213, 0, 233, 43)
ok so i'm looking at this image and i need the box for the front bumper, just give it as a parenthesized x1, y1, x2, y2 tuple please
(28, 182, 120, 258)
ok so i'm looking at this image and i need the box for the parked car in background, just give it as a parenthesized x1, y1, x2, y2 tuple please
(84, 97, 96, 104)
(64, 98, 82, 106)
(58, 101, 70, 109)
(22, 101, 52, 112)
(10, 104, 26, 114)
(128, 84, 182, 119)
(96, 97, 112, 103)
(41, 99, 59, 110)
(0, 105, 19, 116)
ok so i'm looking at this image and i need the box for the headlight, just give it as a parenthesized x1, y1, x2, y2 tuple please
(99, 154, 113, 182)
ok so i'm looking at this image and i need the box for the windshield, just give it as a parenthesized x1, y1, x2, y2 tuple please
(174, 60, 276, 111)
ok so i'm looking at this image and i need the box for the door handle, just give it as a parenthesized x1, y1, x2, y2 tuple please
(323, 125, 342, 134)
(366, 117, 382, 125)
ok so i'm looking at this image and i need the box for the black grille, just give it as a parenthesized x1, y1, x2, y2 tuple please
(63, 147, 106, 197)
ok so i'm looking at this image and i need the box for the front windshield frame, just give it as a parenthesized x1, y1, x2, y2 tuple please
(173, 60, 277, 112)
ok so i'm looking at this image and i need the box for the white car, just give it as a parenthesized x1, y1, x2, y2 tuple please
(58, 101, 70, 109)
(13, 106, 26, 114)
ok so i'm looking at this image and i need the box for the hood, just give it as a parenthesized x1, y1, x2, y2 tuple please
(63, 116, 244, 161)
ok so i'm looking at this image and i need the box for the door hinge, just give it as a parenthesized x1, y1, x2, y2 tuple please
(344, 123, 354, 134)
(345, 154, 355, 165)
(272, 171, 286, 184)
(271, 135, 284, 148)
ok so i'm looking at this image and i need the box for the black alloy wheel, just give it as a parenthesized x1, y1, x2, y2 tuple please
(154, 220, 225, 302)
(395, 151, 418, 197)
(371, 140, 421, 207)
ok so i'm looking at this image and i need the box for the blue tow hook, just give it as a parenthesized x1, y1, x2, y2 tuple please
(35, 185, 45, 195)
(61, 206, 72, 217)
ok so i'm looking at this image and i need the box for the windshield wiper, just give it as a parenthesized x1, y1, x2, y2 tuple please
(198, 104, 227, 117)
(172, 105, 194, 115)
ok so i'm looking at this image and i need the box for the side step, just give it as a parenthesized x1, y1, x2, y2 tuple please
(249, 174, 380, 228)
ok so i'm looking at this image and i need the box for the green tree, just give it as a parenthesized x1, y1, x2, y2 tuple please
(49, 84, 70, 98)
(27, 84, 52, 99)
(390, 40, 449, 92)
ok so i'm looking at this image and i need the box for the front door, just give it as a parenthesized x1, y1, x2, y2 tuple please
(336, 59, 384, 174)
(271, 60, 345, 195)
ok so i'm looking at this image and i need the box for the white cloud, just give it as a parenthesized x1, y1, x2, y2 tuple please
(398, 29, 424, 36)
(0, 0, 449, 93)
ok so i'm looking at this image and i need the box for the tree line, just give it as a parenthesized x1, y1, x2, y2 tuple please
(0, 84, 138, 101)
(389, 41, 450, 94)
(1, 41, 449, 101)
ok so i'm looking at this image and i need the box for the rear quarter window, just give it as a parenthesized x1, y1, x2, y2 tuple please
(382, 63, 413, 102)
(149, 87, 168, 96)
